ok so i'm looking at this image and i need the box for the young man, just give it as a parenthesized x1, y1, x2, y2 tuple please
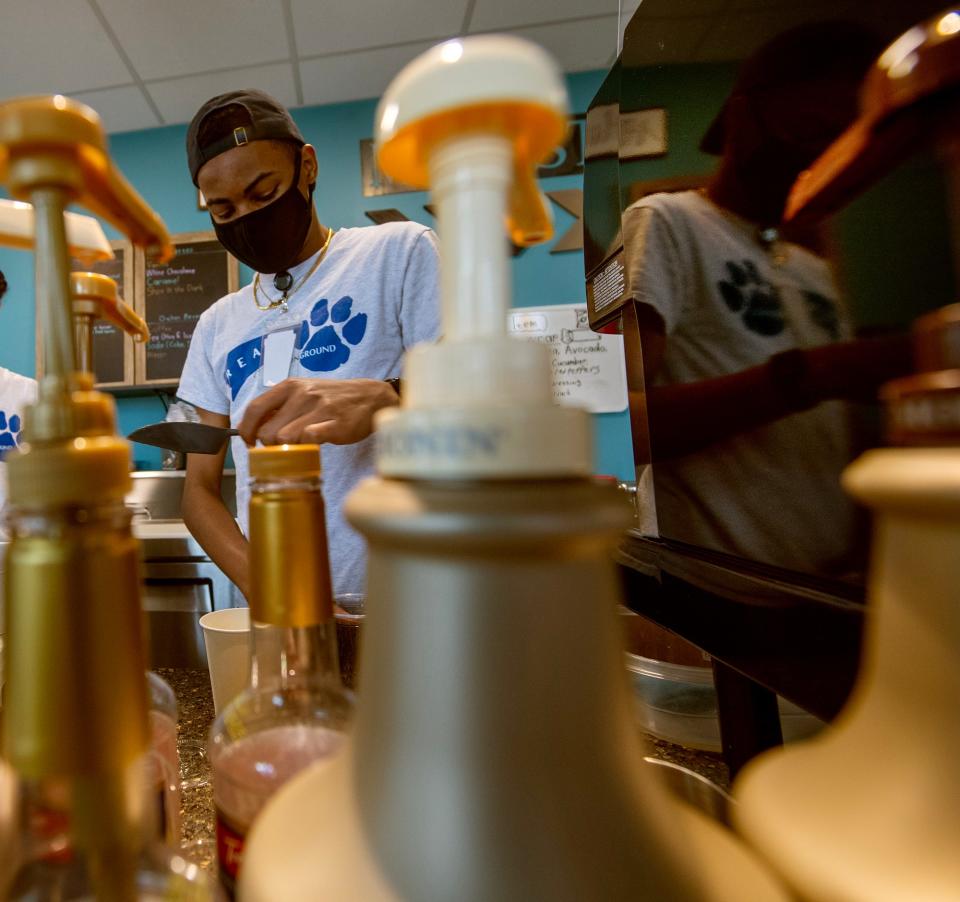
(177, 90, 441, 598)
(0, 269, 38, 462)
(0, 269, 39, 511)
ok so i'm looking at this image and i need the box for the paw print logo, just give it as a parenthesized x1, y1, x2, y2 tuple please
(0, 410, 23, 461)
(297, 297, 368, 372)
(717, 260, 784, 337)
(802, 291, 840, 340)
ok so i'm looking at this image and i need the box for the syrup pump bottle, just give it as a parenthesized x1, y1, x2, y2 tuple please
(240, 36, 787, 902)
(734, 314, 960, 900)
(207, 444, 353, 897)
(69, 270, 185, 848)
(0, 95, 215, 900)
(733, 15, 960, 900)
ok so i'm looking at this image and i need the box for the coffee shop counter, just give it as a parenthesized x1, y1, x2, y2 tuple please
(158, 667, 731, 863)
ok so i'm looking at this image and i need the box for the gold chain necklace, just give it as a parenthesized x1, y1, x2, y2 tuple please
(253, 226, 335, 313)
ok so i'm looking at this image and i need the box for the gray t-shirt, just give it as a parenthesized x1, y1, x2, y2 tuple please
(178, 222, 441, 595)
(622, 190, 856, 574)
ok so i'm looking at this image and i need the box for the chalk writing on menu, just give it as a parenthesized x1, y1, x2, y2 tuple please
(507, 304, 628, 413)
(144, 239, 231, 384)
(70, 248, 127, 386)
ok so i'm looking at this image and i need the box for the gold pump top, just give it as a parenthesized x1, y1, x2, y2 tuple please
(249, 443, 323, 479)
(787, 9, 960, 224)
(378, 101, 566, 247)
(0, 95, 173, 260)
(70, 271, 150, 343)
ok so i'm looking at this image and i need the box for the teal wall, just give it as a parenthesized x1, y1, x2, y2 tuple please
(0, 69, 640, 476)
(617, 62, 737, 193)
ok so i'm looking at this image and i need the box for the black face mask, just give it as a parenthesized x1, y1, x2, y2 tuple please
(212, 150, 314, 274)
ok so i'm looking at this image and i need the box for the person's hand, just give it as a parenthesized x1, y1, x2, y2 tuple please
(238, 378, 399, 446)
(804, 333, 913, 404)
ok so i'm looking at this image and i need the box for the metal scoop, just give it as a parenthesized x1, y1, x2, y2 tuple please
(128, 421, 239, 455)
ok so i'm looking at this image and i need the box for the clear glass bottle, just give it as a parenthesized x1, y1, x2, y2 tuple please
(146, 670, 182, 846)
(208, 445, 353, 897)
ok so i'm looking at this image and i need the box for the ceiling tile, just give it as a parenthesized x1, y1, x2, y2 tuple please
(507, 16, 619, 73)
(145, 63, 298, 125)
(72, 85, 160, 133)
(469, 0, 617, 32)
(292, 0, 466, 57)
(0, 0, 131, 96)
(299, 41, 435, 107)
(94, 0, 290, 81)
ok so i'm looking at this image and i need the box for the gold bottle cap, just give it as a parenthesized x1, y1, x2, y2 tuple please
(249, 443, 322, 479)
(248, 444, 333, 627)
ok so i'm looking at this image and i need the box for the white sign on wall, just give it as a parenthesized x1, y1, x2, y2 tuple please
(507, 304, 628, 414)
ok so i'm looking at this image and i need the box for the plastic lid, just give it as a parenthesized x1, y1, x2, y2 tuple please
(249, 444, 322, 479)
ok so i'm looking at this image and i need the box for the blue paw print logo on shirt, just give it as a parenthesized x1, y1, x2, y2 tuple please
(0, 411, 23, 460)
(717, 260, 785, 337)
(225, 297, 368, 400)
(296, 297, 368, 372)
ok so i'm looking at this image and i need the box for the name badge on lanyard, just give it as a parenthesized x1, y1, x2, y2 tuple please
(261, 325, 300, 388)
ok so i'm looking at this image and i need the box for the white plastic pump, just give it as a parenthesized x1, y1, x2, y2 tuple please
(373, 35, 592, 479)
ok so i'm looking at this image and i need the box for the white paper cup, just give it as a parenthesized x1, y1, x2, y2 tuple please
(199, 608, 250, 714)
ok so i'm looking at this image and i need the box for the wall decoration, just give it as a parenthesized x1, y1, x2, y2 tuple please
(536, 115, 584, 179)
(619, 107, 668, 160)
(359, 138, 419, 197)
(546, 188, 583, 254)
(363, 208, 413, 225)
(585, 103, 619, 159)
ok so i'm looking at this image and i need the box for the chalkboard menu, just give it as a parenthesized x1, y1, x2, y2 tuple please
(45, 240, 138, 387)
(77, 242, 134, 386)
(137, 232, 238, 386)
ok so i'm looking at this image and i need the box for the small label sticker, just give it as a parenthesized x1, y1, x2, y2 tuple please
(215, 807, 247, 899)
(261, 327, 298, 388)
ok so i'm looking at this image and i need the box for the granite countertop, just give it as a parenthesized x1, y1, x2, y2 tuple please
(155, 668, 217, 867)
(158, 667, 730, 867)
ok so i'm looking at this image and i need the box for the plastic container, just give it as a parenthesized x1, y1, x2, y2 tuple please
(626, 652, 824, 752)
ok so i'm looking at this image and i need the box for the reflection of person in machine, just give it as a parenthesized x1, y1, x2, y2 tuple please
(622, 22, 912, 575)
(177, 91, 441, 600)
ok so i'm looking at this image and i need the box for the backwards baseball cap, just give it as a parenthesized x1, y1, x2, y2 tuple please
(186, 89, 305, 185)
(700, 21, 882, 155)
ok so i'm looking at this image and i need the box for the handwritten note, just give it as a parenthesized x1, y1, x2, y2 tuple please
(507, 304, 627, 413)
